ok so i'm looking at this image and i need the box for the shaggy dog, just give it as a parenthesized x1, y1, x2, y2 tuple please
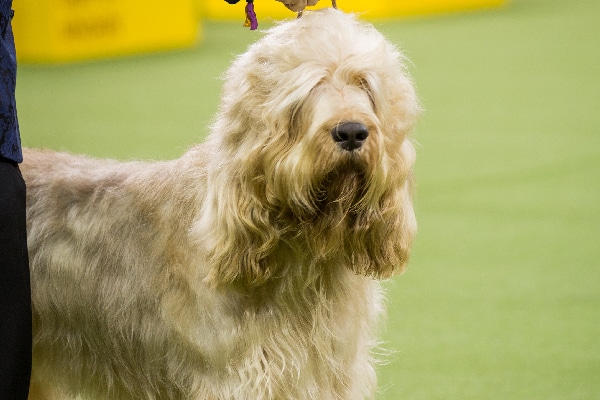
(23, 9, 419, 400)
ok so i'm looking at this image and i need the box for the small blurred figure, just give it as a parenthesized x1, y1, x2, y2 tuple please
(225, 0, 324, 28)
(276, 0, 320, 12)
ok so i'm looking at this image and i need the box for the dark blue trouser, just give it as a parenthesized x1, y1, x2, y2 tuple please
(0, 159, 31, 399)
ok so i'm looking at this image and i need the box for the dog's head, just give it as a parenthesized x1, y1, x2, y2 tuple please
(197, 9, 419, 286)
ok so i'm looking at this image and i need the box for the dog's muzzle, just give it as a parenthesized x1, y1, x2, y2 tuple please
(331, 121, 369, 151)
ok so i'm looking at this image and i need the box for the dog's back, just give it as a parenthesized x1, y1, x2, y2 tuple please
(22, 148, 213, 399)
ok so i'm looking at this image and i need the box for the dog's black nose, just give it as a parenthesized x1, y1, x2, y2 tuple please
(331, 121, 369, 151)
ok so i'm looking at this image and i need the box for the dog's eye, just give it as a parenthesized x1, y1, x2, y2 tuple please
(356, 76, 377, 112)
(288, 100, 305, 141)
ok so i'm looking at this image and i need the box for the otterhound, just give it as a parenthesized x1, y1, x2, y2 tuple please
(23, 9, 419, 400)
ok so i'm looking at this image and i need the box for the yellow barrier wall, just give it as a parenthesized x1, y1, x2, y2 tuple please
(201, 0, 506, 20)
(13, 0, 200, 63)
(13, 0, 505, 63)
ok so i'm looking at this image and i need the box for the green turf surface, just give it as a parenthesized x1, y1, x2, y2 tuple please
(17, 0, 600, 398)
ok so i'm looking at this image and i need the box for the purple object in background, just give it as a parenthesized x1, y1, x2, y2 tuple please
(245, 0, 258, 30)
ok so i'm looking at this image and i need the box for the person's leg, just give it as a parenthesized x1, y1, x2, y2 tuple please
(0, 159, 32, 399)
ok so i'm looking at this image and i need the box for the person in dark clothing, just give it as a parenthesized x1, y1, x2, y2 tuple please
(0, 1, 32, 398)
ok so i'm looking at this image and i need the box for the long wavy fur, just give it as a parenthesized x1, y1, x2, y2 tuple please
(25, 9, 419, 400)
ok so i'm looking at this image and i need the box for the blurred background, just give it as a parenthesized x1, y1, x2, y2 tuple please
(14, 0, 600, 399)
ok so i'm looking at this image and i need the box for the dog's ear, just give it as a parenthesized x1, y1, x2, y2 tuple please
(357, 175, 416, 279)
(193, 162, 280, 287)
(347, 140, 417, 279)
